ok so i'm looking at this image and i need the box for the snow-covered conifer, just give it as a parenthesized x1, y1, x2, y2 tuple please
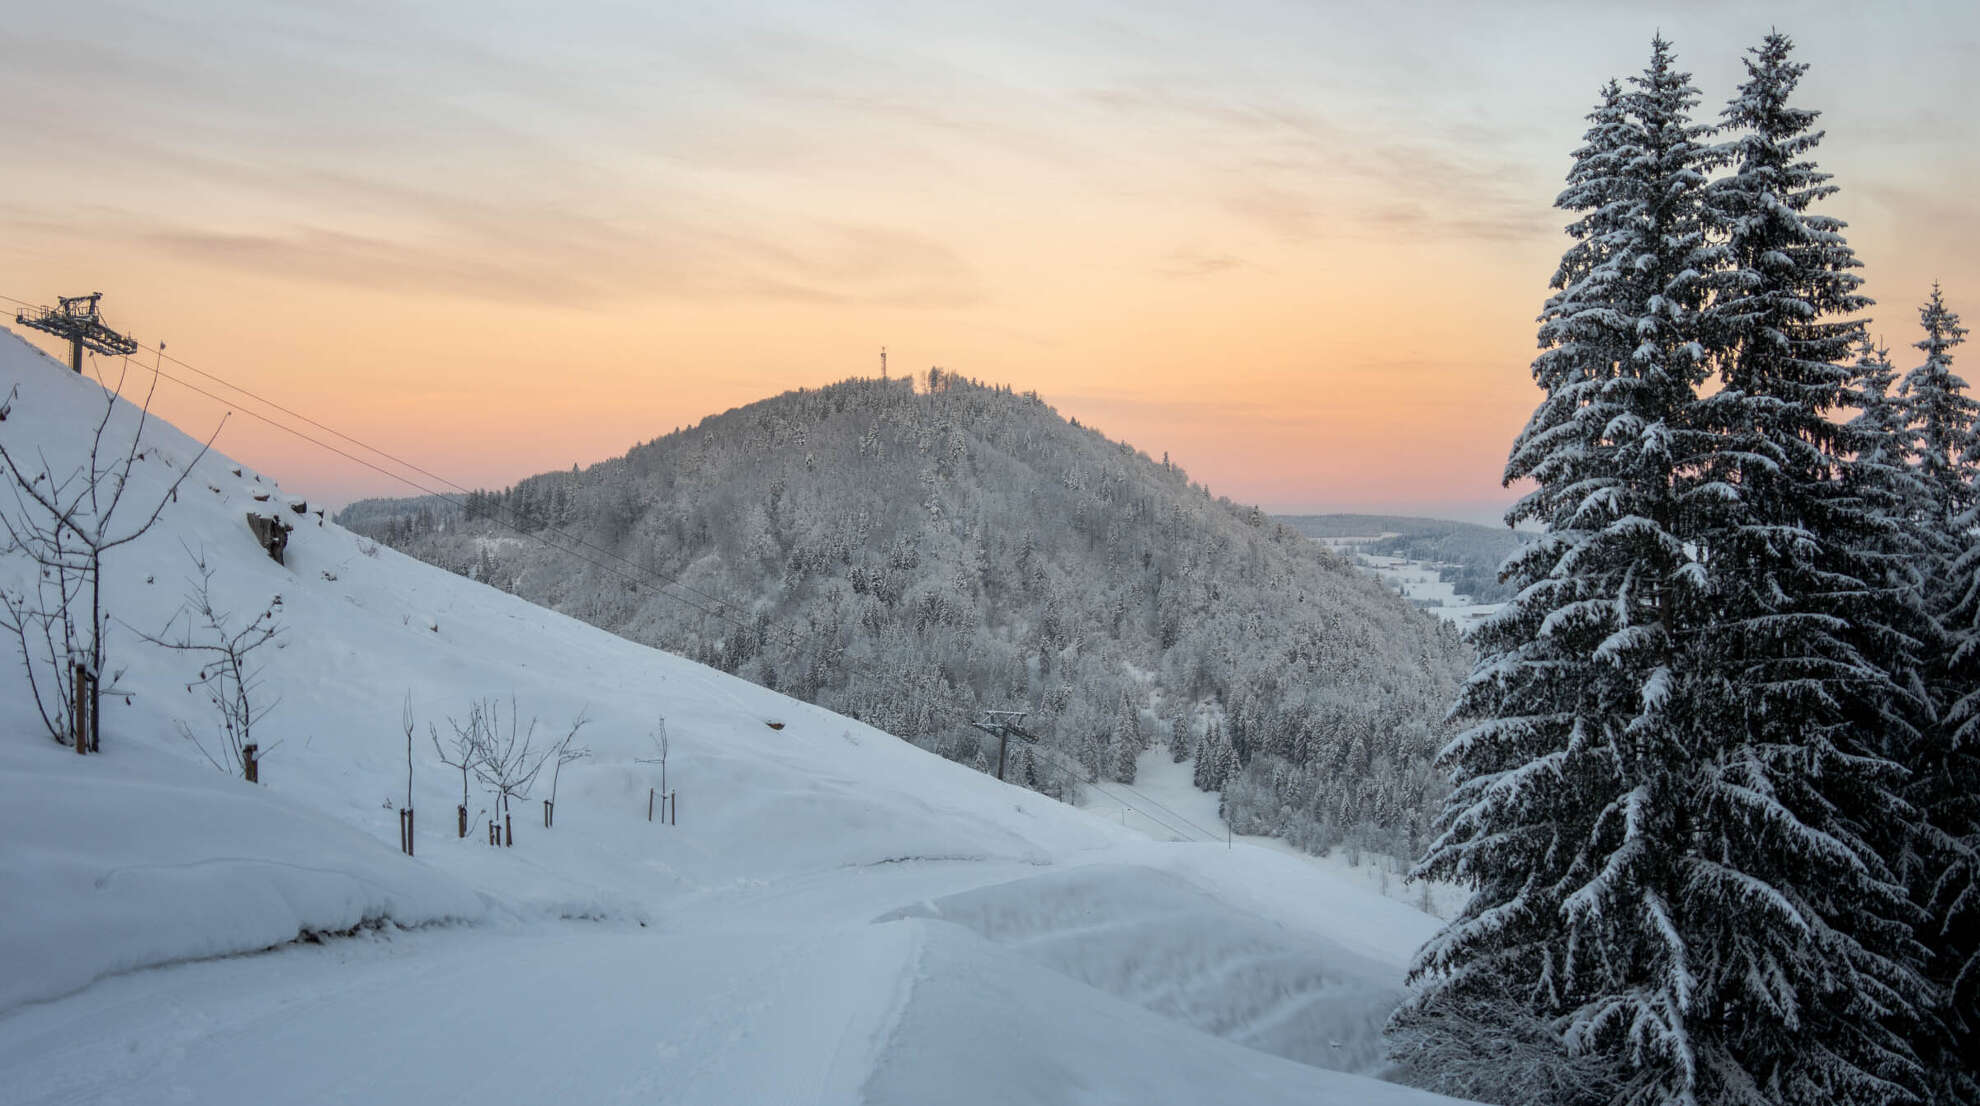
(1109, 691, 1141, 783)
(1391, 38, 1894, 1105)
(1679, 33, 1932, 1101)
(1899, 285, 1977, 539)
(1902, 289, 1980, 1104)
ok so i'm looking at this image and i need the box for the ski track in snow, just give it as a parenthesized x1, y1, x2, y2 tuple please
(0, 330, 1472, 1105)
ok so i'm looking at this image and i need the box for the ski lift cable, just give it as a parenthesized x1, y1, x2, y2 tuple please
(25, 332, 810, 652)
(1, 299, 812, 649)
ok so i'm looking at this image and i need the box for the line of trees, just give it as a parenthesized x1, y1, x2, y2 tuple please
(1390, 34, 1977, 1106)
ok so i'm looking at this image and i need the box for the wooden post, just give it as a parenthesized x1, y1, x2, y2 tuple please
(504, 813, 512, 847)
(243, 743, 258, 783)
(543, 799, 553, 828)
(670, 790, 677, 826)
(648, 788, 654, 822)
(488, 819, 497, 846)
(457, 803, 468, 839)
(72, 663, 87, 755)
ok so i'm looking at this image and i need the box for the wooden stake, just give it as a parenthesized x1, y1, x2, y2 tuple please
(72, 663, 87, 755)
(543, 799, 553, 828)
(648, 787, 654, 822)
(243, 743, 258, 783)
(457, 803, 467, 839)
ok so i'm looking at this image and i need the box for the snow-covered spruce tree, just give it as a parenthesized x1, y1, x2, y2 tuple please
(1167, 713, 1190, 763)
(1845, 338, 1924, 539)
(1840, 333, 1939, 763)
(1899, 285, 1977, 547)
(1904, 290, 1980, 1105)
(1390, 43, 1716, 1105)
(1109, 690, 1140, 783)
(1684, 32, 1932, 1103)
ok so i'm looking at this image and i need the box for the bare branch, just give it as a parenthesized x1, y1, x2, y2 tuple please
(129, 547, 282, 775)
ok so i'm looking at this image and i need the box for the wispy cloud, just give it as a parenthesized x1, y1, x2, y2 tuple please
(124, 215, 984, 309)
(1088, 80, 1555, 243)
(1157, 247, 1247, 279)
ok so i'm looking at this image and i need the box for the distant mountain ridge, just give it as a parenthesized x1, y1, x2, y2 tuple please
(343, 370, 1472, 857)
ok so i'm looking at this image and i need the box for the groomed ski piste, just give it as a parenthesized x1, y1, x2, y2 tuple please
(0, 328, 1471, 1105)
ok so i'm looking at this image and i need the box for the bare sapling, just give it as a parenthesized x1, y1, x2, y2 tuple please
(637, 715, 674, 823)
(400, 693, 416, 856)
(133, 546, 281, 778)
(431, 702, 487, 838)
(0, 361, 222, 751)
(544, 707, 590, 828)
(465, 694, 555, 847)
(638, 713, 671, 791)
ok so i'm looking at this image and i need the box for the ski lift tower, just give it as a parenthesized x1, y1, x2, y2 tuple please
(970, 710, 1039, 782)
(16, 293, 139, 373)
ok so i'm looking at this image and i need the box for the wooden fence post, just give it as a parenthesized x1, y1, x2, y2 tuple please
(72, 663, 87, 755)
(243, 743, 259, 783)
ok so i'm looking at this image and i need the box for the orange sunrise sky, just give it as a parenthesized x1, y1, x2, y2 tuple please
(4, 1, 1975, 523)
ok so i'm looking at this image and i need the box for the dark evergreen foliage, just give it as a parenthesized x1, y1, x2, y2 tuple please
(1395, 34, 1955, 1106)
(1901, 292, 1980, 1105)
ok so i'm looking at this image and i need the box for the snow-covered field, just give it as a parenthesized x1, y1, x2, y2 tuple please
(0, 329, 1470, 1105)
(1314, 538, 1501, 631)
(1068, 747, 1466, 919)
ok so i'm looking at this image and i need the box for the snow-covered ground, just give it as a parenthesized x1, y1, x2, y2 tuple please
(1314, 537, 1501, 631)
(0, 330, 1471, 1105)
(1074, 746, 1470, 920)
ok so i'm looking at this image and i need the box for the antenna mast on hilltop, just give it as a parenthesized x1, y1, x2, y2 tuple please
(880, 345, 888, 380)
(16, 293, 139, 373)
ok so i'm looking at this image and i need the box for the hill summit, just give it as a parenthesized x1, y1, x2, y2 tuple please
(345, 369, 1471, 857)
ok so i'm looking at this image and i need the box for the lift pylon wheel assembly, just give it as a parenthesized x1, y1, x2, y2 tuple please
(970, 710, 1040, 782)
(16, 293, 139, 373)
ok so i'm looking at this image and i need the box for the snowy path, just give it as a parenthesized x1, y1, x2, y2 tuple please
(0, 888, 1458, 1106)
(0, 924, 918, 1106)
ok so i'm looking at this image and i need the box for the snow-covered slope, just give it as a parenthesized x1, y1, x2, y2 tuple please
(0, 330, 1467, 1105)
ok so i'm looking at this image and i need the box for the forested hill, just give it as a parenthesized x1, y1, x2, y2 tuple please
(341, 370, 1472, 857)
